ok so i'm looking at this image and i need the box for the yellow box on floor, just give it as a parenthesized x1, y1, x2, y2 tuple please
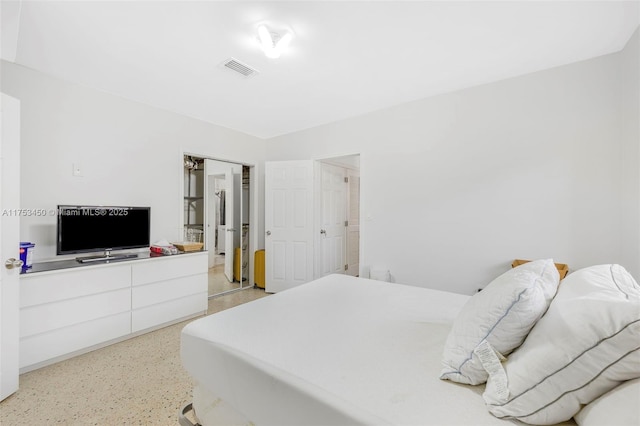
(234, 247, 241, 282)
(255, 249, 265, 289)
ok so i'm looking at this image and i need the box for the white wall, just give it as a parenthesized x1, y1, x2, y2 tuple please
(0, 60, 265, 261)
(2, 29, 637, 290)
(619, 28, 640, 279)
(266, 31, 640, 294)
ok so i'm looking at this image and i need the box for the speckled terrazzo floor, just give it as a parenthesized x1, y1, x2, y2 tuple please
(0, 288, 269, 425)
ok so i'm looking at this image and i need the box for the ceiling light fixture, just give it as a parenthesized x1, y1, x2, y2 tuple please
(257, 24, 293, 59)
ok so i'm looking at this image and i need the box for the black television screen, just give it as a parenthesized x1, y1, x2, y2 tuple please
(57, 205, 150, 255)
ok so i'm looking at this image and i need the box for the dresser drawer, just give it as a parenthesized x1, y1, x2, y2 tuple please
(20, 264, 131, 308)
(20, 288, 131, 338)
(20, 312, 131, 369)
(131, 253, 207, 286)
(132, 273, 207, 309)
(132, 292, 207, 333)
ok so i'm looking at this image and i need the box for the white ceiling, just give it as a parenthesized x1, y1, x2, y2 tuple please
(2, 1, 639, 139)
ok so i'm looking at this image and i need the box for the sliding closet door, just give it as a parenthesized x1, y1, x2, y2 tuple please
(264, 161, 314, 293)
(0, 93, 20, 401)
(223, 168, 235, 282)
(203, 158, 246, 296)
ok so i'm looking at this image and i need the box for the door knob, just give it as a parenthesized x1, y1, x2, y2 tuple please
(320, 229, 326, 235)
(266, 230, 271, 236)
(5, 258, 24, 269)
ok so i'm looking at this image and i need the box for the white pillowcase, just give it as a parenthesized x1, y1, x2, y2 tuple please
(440, 259, 559, 385)
(575, 378, 640, 426)
(484, 264, 640, 425)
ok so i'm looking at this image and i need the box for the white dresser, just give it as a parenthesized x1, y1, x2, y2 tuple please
(19, 252, 207, 372)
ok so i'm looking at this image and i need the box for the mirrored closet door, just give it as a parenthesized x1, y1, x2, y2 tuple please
(183, 155, 252, 297)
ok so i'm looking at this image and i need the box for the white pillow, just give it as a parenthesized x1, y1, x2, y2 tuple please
(575, 378, 640, 426)
(484, 264, 640, 425)
(440, 259, 559, 385)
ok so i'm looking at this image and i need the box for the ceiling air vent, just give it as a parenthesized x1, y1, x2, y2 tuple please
(221, 57, 259, 78)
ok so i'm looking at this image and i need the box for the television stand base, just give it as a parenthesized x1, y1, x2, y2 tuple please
(76, 253, 139, 263)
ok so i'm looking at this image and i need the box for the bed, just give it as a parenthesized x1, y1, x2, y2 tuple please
(180, 260, 640, 426)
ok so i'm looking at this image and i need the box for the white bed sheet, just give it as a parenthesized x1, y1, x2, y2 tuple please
(181, 274, 574, 426)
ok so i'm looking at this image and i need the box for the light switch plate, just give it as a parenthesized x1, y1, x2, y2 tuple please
(72, 163, 83, 177)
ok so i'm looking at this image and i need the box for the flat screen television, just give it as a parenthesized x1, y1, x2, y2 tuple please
(57, 205, 150, 262)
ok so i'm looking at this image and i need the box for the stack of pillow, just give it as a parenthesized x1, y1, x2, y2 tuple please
(441, 259, 640, 425)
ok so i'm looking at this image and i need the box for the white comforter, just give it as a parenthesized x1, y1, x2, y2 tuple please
(180, 274, 574, 426)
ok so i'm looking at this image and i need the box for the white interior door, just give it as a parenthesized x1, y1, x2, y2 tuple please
(224, 168, 235, 282)
(1, 93, 21, 401)
(346, 170, 360, 276)
(318, 163, 347, 277)
(265, 161, 314, 293)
